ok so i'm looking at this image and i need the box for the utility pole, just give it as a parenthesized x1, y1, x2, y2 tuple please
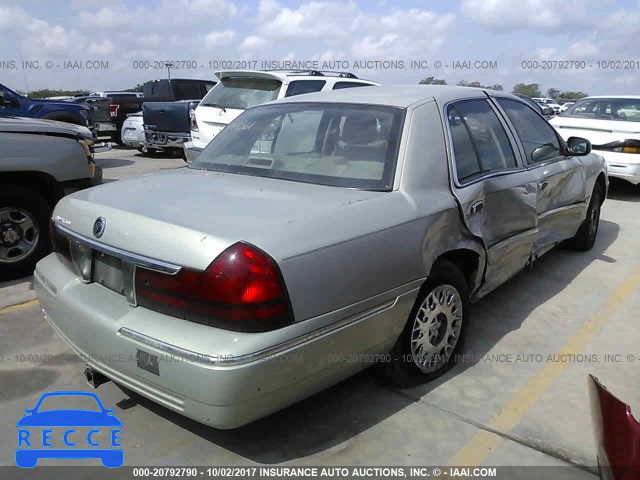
(164, 62, 174, 80)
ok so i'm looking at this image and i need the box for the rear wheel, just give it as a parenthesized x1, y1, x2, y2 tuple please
(375, 259, 469, 388)
(566, 185, 603, 251)
(0, 186, 52, 280)
(110, 131, 124, 145)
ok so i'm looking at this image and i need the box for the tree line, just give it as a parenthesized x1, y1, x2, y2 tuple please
(418, 77, 588, 100)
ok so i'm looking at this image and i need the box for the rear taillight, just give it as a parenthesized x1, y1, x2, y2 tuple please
(135, 242, 293, 332)
(109, 104, 120, 117)
(189, 107, 198, 132)
(50, 221, 73, 270)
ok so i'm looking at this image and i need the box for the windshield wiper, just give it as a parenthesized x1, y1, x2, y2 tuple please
(201, 103, 227, 112)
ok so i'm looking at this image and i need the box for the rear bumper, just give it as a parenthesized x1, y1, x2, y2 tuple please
(94, 122, 117, 133)
(183, 142, 203, 163)
(594, 151, 640, 184)
(122, 126, 144, 148)
(34, 253, 415, 429)
(144, 130, 190, 149)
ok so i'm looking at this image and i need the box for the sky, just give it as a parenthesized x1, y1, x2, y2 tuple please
(1, 0, 639, 95)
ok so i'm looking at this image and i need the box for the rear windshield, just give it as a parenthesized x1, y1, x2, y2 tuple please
(561, 98, 640, 122)
(190, 102, 404, 190)
(200, 78, 281, 110)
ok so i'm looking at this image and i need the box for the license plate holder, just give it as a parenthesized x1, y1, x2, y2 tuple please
(92, 252, 136, 304)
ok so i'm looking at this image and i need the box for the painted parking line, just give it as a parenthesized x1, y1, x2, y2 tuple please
(450, 264, 640, 467)
(0, 299, 39, 316)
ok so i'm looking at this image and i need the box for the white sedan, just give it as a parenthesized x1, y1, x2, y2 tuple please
(551, 96, 640, 185)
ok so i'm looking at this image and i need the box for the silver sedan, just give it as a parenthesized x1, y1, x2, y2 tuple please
(35, 86, 607, 429)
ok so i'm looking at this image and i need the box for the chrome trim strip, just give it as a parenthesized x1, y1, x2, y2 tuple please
(56, 224, 181, 274)
(118, 297, 401, 367)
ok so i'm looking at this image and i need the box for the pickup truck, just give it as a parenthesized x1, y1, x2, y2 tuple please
(141, 79, 216, 157)
(0, 82, 92, 128)
(107, 79, 215, 145)
(0, 117, 108, 279)
(66, 96, 116, 136)
(142, 100, 200, 158)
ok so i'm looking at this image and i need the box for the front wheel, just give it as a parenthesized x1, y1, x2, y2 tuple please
(375, 259, 469, 388)
(0, 186, 52, 280)
(566, 185, 603, 251)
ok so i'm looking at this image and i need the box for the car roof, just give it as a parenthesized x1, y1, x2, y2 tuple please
(214, 69, 378, 84)
(579, 95, 640, 100)
(267, 85, 520, 108)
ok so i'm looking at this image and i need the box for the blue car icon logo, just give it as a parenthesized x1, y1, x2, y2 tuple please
(16, 391, 123, 468)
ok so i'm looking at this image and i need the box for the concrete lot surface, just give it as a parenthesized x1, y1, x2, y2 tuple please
(2, 147, 639, 476)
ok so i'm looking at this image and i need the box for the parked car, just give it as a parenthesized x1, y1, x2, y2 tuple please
(0, 82, 92, 129)
(533, 97, 561, 114)
(589, 375, 640, 480)
(551, 96, 640, 185)
(142, 80, 215, 158)
(184, 69, 379, 162)
(108, 79, 216, 146)
(559, 101, 574, 113)
(513, 93, 554, 118)
(37, 86, 606, 429)
(1, 117, 108, 279)
(65, 96, 116, 137)
(121, 112, 163, 155)
(89, 91, 143, 98)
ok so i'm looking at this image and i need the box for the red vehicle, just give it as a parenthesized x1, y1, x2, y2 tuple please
(588, 374, 640, 480)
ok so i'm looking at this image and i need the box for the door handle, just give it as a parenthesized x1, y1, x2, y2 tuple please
(539, 180, 549, 191)
(470, 200, 484, 215)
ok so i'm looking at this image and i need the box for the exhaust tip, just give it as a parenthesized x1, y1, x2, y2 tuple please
(84, 366, 111, 389)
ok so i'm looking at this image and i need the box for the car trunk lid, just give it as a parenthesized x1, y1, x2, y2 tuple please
(53, 168, 381, 271)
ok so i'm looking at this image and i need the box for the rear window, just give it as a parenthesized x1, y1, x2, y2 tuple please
(200, 78, 281, 110)
(191, 102, 404, 190)
(561, 98, 640, 122)
(172, 81, 210, 100)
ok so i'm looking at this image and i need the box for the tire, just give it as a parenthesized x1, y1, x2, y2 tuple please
(110, 131, 124, 145)
(375, 259, 470, 388)
(566, 184, 603, 251)
(0, 185, 53, 280)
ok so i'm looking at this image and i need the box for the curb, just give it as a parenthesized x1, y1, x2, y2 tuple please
(0, 276, 37, 309)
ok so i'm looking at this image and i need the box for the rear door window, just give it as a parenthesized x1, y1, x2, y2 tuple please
(448, 99, 518, 182)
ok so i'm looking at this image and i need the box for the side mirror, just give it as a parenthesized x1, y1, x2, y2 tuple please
(566, 137, 591, 156)
(531, 143, 559, 163)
